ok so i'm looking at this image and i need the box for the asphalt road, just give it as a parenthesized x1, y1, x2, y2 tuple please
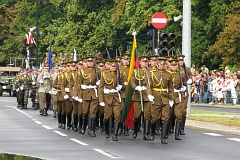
(1, 96, 240, 160)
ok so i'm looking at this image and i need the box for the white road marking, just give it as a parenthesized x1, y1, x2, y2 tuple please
(0, 100, 13, 102)
(93, 149, 117, 159)
(227, 138, 240, 142)
(204, 133, 223, 136)
(70, 138, 88, 146)
(34, 121, 42, 125)
(54, 131, 67, 137)
(42, 125, 52, 130)
(12, 107, 33, 118)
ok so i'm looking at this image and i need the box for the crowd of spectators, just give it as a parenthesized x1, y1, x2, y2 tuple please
(191, 65, 240, 105)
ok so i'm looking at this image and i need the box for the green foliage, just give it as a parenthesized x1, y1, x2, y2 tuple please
(0, 0, 239, 70)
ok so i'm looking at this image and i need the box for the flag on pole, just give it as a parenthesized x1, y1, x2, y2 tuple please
(74, 48, 78, 61)
(26, 32, 35, 45)
(121, 30, 137, 129)
(48, 46, 53, 70)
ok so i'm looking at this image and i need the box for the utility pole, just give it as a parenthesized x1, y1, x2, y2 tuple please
(182, 0, 191, 116)
(36, 0, 39, 67)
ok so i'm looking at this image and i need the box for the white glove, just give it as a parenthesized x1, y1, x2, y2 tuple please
(142, 86, 146, 90)
(39, 79, 44, 84)
(48, 91, 51, 94)
(116, 85, 122, 91)
(16, 88, 19, 92)
(180, 86, 186, 92)
(148, 95, 154, 102)
(2, 86, 6, 89)
(32, 82, 36, 85)
(187, 79, 192, 85)
(124, 82, 128, 86)
(64, 95, 69, 99)
(81, 85, 87, 89)
(74, 96, 78, 101)
(20, 86, 24, 90)
(135, 86, 142, 91)
(78, 98, 83, 103)
(169, 100, 174, 107)
(72, 96, 75, 99)
(96, 80, 100, 86)
(99, 102, 105, 107)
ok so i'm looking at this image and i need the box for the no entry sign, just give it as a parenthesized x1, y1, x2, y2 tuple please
(151, 12, 167, 29)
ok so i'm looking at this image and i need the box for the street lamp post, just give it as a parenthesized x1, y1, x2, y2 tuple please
(36, 0, 39, 67)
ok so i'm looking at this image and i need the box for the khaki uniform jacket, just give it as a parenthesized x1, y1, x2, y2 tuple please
(79, 67, 99, 100)
(72, 69, 82, 98)
(98, 70, 123, 105)
(130, 68, 149, 102)
(51, 72, 58, 95)
(53, 73, 64, 101)
(61, 71, 73, 101)
(146, 67, 174, 105)
(37, 72, 51, 93)
(119, 65, 129, 98)
(29, 74, 38, 89)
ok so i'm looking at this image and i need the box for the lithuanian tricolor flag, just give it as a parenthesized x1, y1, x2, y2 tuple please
(121, 31, 137, 128)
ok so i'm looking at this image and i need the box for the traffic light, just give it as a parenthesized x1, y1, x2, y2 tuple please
(166, 33, 175, 55)
(158, 32, 167, 56)
(147, 29, 155, 55)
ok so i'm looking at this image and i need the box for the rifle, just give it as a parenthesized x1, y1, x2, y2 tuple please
(105, 47, 111, 59)
(177, 54, 183, 88)
(145, 70, 154, 104)
(115, 49, 120, 86)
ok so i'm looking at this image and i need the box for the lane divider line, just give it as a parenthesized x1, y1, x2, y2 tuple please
(93, 149, 117, 159)
(227, 138, 240, 142)
(204, 133, 223, 136)
(54, 131, 67, 137)
(34, 121, 42, 125)
(12, 107, 33, 118)
(70, 138, 88, 146)
(42, 125, 52, 130)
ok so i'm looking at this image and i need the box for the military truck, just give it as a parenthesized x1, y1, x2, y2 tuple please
(0, 67, 21, 96)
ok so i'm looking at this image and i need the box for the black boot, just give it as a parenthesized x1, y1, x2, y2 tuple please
(133, 118, 139, 139)
(150, 123, 156, 141)
(90, 118, 96, 137)
(180, 116, 186, 135)
(58, 113, 62, 128)
(61, 114, 66, 129)
(67, 114, 72, 130)
(53, 111, 57, 118)
(118, 122, 124, 135)
(95, 112, 100, 130)
(112, 122, 119, 141)
(99, 114, 104, 132)
(175, 121, 182, 140)
(82, 118, 88, 134)
(78, 115, 83, 133)
(34, 103, 39, 110)
(124, 125, 129, 136)
(161, 123, 168, 144)
(23, 104, 28, 109)
(73, 114, 78, 132)
(87, 117, 92, 135)
(143, 120, 150, 140)
(40, 110, 44, 116)
(43, 109, 48, 116)
(155, 121, 161, 135)
(170, 116, 175, 133)
(32, 102, 35, 108)
(105, 119, 110, 139)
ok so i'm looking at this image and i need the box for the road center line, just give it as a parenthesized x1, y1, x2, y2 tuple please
(34, 121, 42, 125)
(70, 138, 88, 146)
(12, 107, 33, 118)
(93, 149, 117, 159)
(42, 125, 52, 130)
(227, 138, 240, 142)
(54, 131, 67, 137)
(204, 133, 223, 136)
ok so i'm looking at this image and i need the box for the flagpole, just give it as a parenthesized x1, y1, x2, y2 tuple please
(136, 48, 144, 112)
(36, 0, 39, 67)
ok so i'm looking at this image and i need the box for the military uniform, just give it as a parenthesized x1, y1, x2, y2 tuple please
(178, 55, 192, 135)
(37, 65, 52, 116)
(17, 70, 30, 109)
(130, 56, 151, 139)
(51, 65, 59, 118)
(29, 69, 39, 109)
(78, 56, 99, 137)
(99, 59, 124, 141)
(146, 56, 174, 143)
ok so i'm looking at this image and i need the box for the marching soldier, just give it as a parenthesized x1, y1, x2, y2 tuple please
(44, 52, 49, 65)
(15, 71, 23, 108)
(130, 55, 151, 140)
(51, 64, 60, 118)
(119, 53, 130, 136)
(29, 68, 39, 110)
(178, 55, 192, 135)
(61, 62, 73, 130)
(167, 59, 187, 140)
(98, 59, 124, 141)
(146, 56, 174, 144)
(37, 64, 52, 116)
(59, 53, 64, 64)
(52, 54, 57, 66)
(78, 56, 99, 137)
(17, 69, 30, 109)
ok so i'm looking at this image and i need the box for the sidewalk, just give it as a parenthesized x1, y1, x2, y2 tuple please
(186, 103, 240, 135)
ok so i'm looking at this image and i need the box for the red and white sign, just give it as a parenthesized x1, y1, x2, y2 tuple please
(151, 12, 167, 29)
